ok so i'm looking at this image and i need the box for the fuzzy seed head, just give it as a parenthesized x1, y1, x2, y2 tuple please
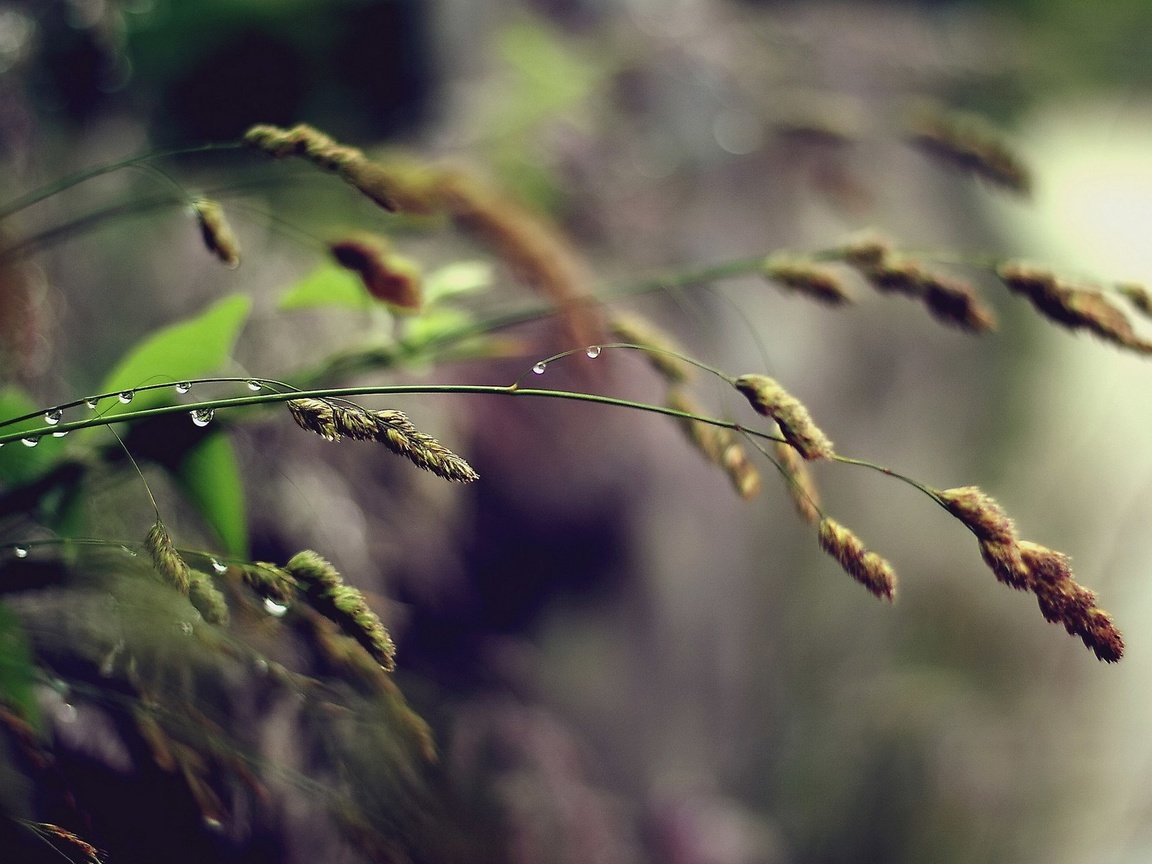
(763, 258, 852, 306)
(773, 440, 821, 525)
(330, 237, 423, 313)
(240, 562, 297, 605)
(188, 569, 230, 625)
(907, 106, 1032, 196)
(818, 517, 897, 601)
(733, 374, 834, 460)
(609, 313, 693, 383)
(192, 198, 240, 268)
(666, 389, 761, 499)
(145, 520, 190, 596)
(937, 486, 1017, 544)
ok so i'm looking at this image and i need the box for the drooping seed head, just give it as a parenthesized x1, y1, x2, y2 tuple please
(817, 517, 897, 601)
(666, 388, 761, 499)
(145, 520, 190, 596)
(330, 237, 423, 313)
(191, 198, 240, 268)
(733, 374, 834, 460)
(188, 569, 230, 625)
(773, 440, 821, 525)
(762, 257, 852, 306)
(609, 312, 693, 383)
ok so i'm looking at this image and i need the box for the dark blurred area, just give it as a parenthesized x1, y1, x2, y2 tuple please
(4, 1, 1152, 863)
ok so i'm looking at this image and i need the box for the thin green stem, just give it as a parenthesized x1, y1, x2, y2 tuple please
(0, 141, 244, 221)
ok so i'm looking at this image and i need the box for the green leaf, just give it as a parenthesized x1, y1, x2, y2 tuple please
(172, 432, 248, 557)
(403, 306, 473, 349)
(0, 602, 41, 732)
(424, 261, 493, 306)
(99, 294, 253, 415)
(279, 262, 374, 311)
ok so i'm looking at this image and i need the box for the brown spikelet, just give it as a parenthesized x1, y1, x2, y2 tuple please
(773, 440, 821, 524)
(733, 374, 834, 460)
(936, 486, 1016, 544)
(191, 198, 240, 268)
(329, 236, 423, 313)
(287, 398, 479, 482)
(667, 388, 761, 499)
(609, 312, 693, 383)
(837, 232, 892, 269)
(1018, 541, 1124, 662)
(853, 257, 996, 332)
(435, 169, 601, 350)
(1117, 282, 1152, 318)
(286, 550, 396, 671)
(26, 823, 102, 864)
(239, 562, 298, 606)
(188, 569, 229, 625)
(817, 517, 897, 600)
(762, 257, 852, 305)
(907, 106, 1032, 196)
(145, 521, 190, 596)
(997, 262, 1152, 353)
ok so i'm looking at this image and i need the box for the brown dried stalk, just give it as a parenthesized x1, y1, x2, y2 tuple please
(285, 550, 396, 671)
(907, 105, 1032, 196)
(733, 374, 834, 460)
(287, 398, 479, 483)
(818, 517, 897, 600)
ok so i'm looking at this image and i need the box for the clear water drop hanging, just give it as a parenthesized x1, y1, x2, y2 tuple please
(13, 546, 28, 558)
(175, 382, 192, 395)
(263, 597, 289, 617)
(532, 362, 547, 375)
(118, 391, 134, 404)
(246, 379, 262, 392)
(58, 703, 78, 724)
(189, 408, 215, 427)
(21, 437, 38, 447)
(85, 398, 99, 410)
(51, 430, 69, 438)
(44, 409, 62, 425)
(585, 345, 602, 359)
(210, 558, 228, 575)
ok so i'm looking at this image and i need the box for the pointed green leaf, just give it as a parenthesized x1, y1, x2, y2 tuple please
(173, 431, 248, 557)
(279, 262, 373, 311)
(99, 294, 252, 415)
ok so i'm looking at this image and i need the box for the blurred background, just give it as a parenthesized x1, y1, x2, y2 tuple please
(3, 0, 1152, 862)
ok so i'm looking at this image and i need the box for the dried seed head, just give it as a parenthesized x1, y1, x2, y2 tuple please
(773, 440, 821, 525)
(997, 262, 1152, 353)
(978, 538, 1029, 590)
(837, 232, 892, 269)
(287, 399, 479, 482)
(191, 198, 240, 268)
(188, 569, 230, 625)
(733, 374, 834, 460)
(330, 236, 423, 313)
(240, 562, 298, 605)
(936, 486, 1017, 545)
(30, 824, 101, 864)
(609, 312, 693, 383)
(907, 106, 1032, 196)
(286, 550, 396, 671)
(666, 389, 761, 499)
(145, 520, 190, 595)
(853, 257, 996, 332)
(817, 517, 897, 601)
(1018, 541, 1124, 662)
(762, 257, 852, 306)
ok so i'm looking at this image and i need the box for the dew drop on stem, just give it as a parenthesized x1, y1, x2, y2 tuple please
(21, 437, 38, 447)
(189, 408, 215, 427)
(585, 345, 602, 358)
(13, 546, 28, 558)
(175, 382, 192, 395)
(51, 430, 68, 438)
(210, 558, 228, 575)
(44, 409, 62, 425)
(246, 379, 262, 392)
(263, 597, 289, 617)
(532, 362, 547, 375)
(118, 391, 134, 404)
(85, 398, 99, 410)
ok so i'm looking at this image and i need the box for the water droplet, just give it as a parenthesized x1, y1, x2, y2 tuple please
(21, 437, 39, 447)
(532, 362, 547, 375)
(203, 816, 224, 832)
(585, 345, 602, 359)
(246, 379, 262, 392)
(85, 398, 99, 410)
(13, 546, 28, 558)
(44, 409, 62, 425)
(51, 430, 69, 438)
(189, 408, 215, 427)
(120, 545, 138, 558)
(263, 597, 289, 617)
(175, 382, 192, 394)
(58, 703, 78, 724)
(117, 391, 134, 404)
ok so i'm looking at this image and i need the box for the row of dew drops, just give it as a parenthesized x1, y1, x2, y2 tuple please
(0, 379, 270, 448)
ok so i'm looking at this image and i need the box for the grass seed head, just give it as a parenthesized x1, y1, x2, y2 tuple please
(762, 257, 852, 305)
(609, 312, 693, 383)
(192, 198, 240, 268)
(188, 569, 230, 625)
(817, 517, 897, 601)
(773, 440, 821, 524)
(145, 520, 190, 596)
(666, 388, 761, 499)
(330, 237, 423, 313)
(733, 374, 834, 460)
